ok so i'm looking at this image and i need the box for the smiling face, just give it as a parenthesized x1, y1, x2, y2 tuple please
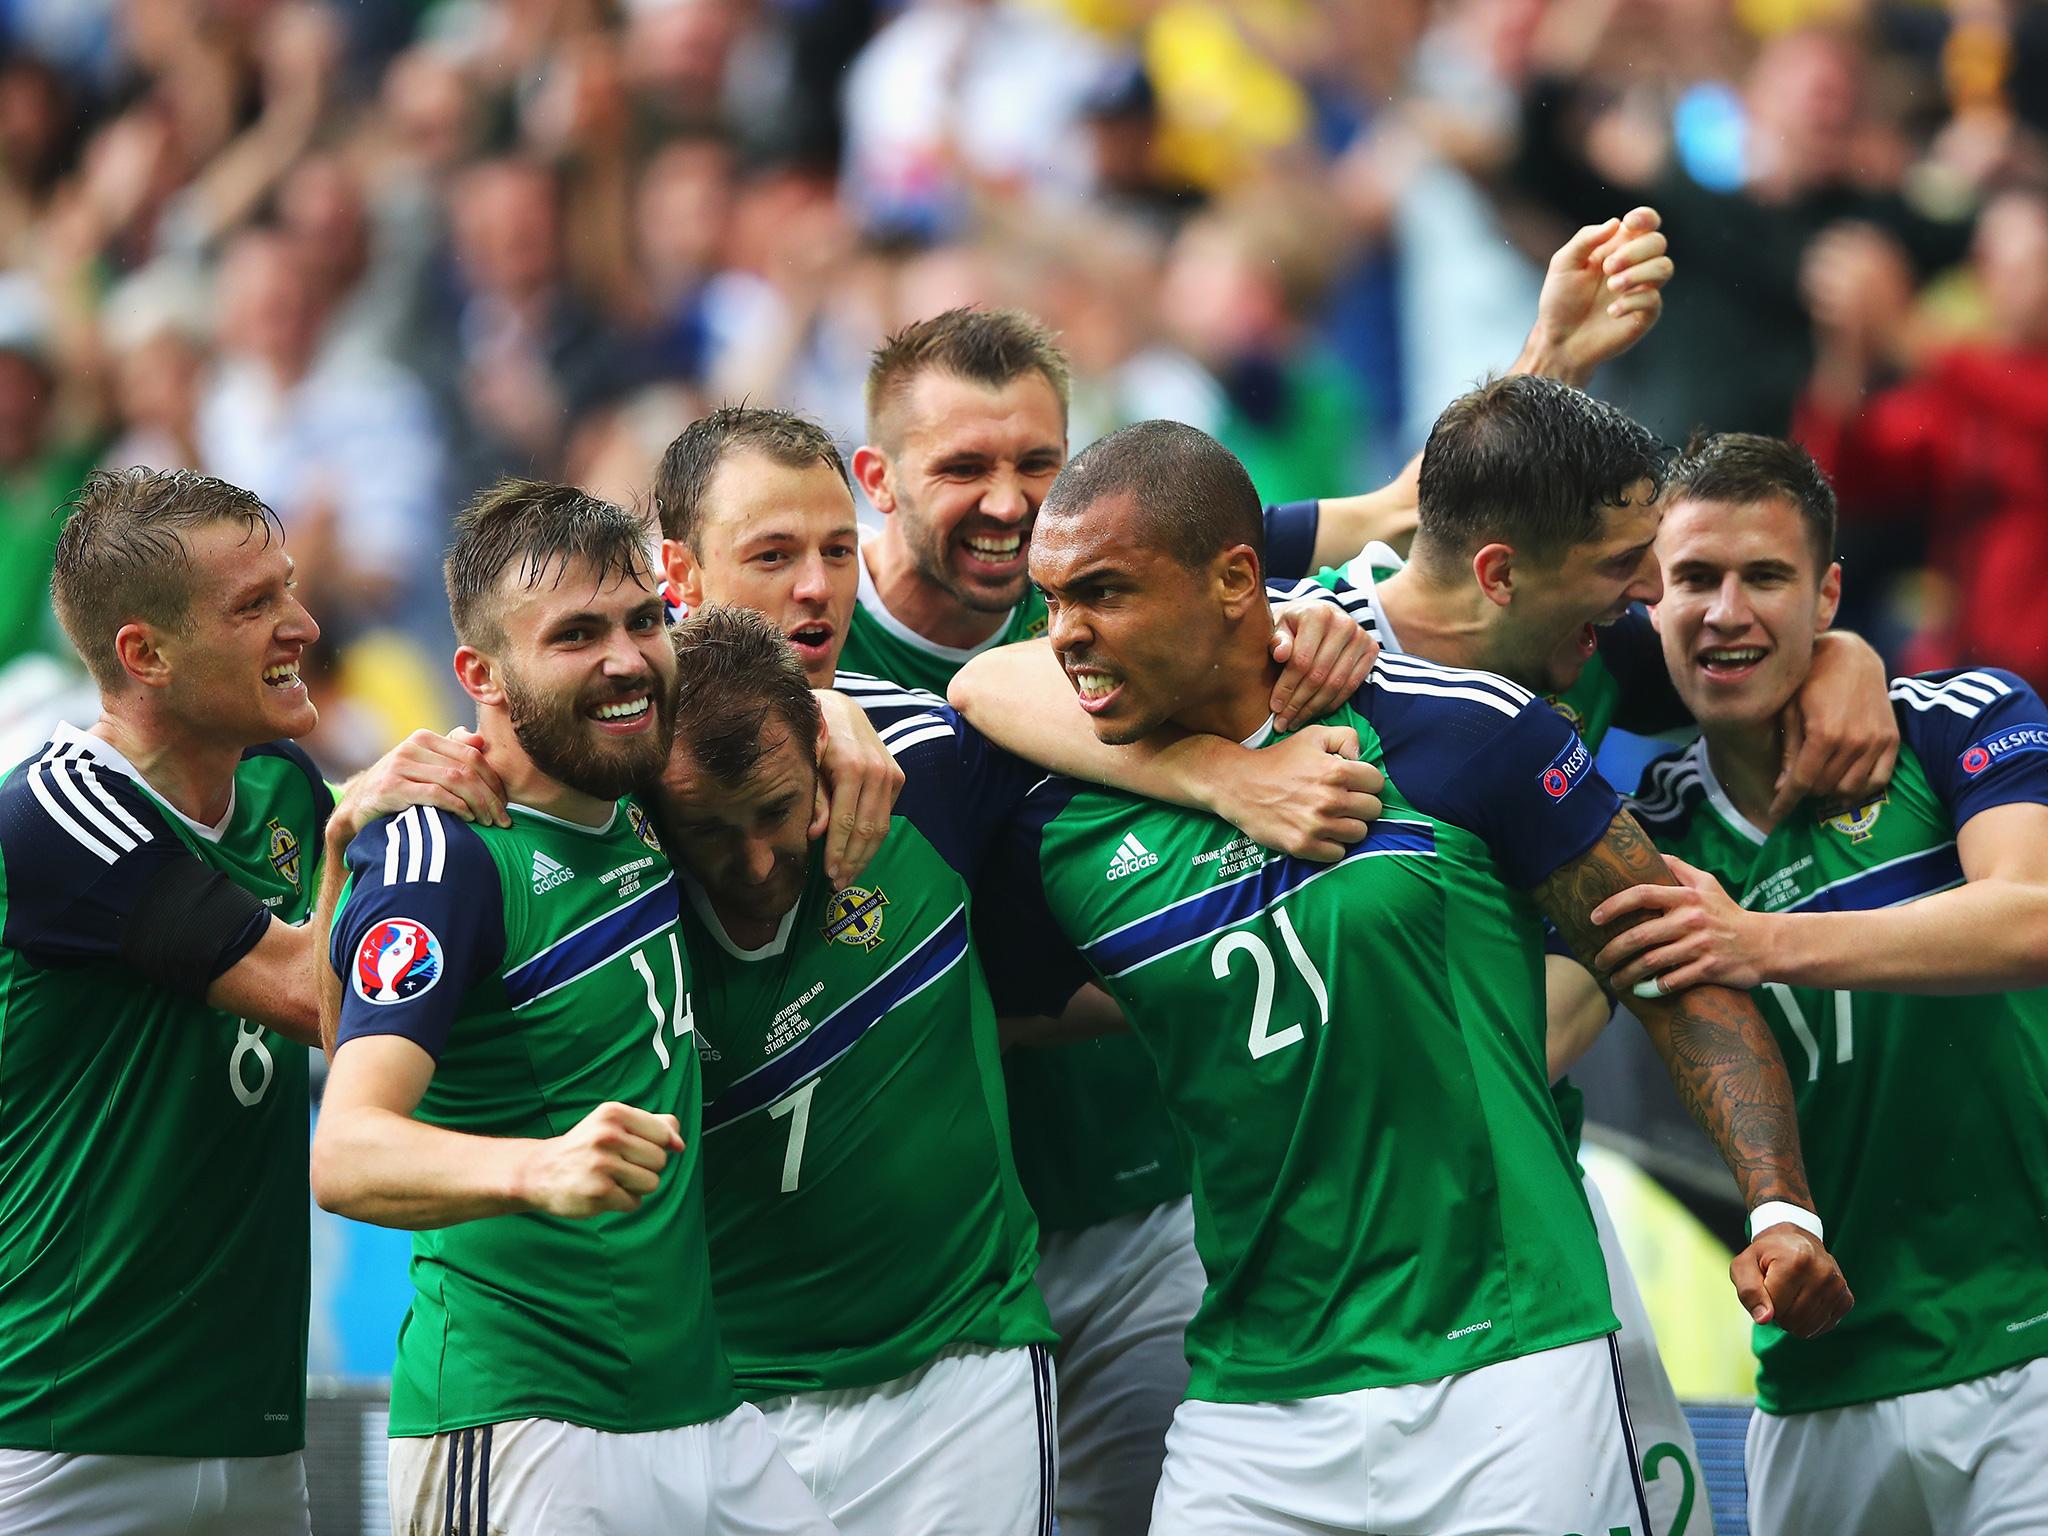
(1496, 482, 1664, 693)
(872, 369, 1066, 615)
(1654, 493, 1841, 730)
(666, 449, 858, 685)
(1031, 491, 1256, 745)
(660, 719, 821, 930)
(161, 518, 321, 744)
(484, 556, 677, 799)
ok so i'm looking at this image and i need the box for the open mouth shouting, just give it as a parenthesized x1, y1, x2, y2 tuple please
(785, 620, 837, 671)
(958, 529, 1026, 579)
(1067, 664, 1124, 716)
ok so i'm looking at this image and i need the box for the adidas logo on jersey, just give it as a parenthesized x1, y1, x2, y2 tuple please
(531, 849, 574, 894)
(1106, 832, 1159, 881)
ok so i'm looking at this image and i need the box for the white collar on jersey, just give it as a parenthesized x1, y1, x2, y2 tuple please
(854, 525, 1021, 665)
(679, 866, 801, 960)
(50, 721, 237, 843)
(1691, 739, 1771, 847)
(1337, 539, 1407, 656)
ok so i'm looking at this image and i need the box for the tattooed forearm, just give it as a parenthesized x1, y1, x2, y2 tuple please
(1537, 811, 1814, 1210)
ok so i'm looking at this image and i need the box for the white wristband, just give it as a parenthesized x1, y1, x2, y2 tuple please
(1747, 1200, 1824, 1245)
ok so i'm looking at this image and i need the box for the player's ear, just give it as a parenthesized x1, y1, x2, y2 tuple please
(664, 537, 706, 609)
(112, 622, 173, 690)
(1472, 543, 1516, 609)
(851, 447, 895, 515)
(452, 645, 503, 709)
(1816, 560, 1842, 631)
(1215, 543, 1262, 614)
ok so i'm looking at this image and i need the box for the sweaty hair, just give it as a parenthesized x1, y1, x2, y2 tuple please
(653, 405, 849, 549)
(865, 307, 1071, 445)
(1041, 419, 1263, 570)
(669, 604, 822, 786)
(1416, 374, 1668, 563)
(444, 478, 655, 651)
(52, 468, 281, 691)
(1666, 431, 1838, 572)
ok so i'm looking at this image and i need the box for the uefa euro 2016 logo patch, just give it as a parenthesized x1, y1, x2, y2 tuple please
(266, 817, 302, 891)
(627, 801, 664, 854)
(1821, 795, 1887, 843)
(1537, 734, 1592, 801)
(353, 918, 444, 1005)
(821, 886, 889, 952)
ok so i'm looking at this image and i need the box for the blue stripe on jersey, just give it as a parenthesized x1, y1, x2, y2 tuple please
(502, 875, 680, 1009)
(1087, 819, 1436, 978)
(1779, 842, 1965, 915)
(702, 904, 971, 1131)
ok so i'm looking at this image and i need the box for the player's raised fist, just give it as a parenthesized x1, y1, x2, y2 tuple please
(519, 1102, 686, 1219)
(1731, 1224, 1854, 1340)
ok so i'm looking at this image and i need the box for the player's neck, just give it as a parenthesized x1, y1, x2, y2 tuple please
(475, 714, 619, 828)
(1172, 621, 1286, 743)
(90, 706, 244, 827)
(1702, 719, 1786, 834)
(863, 532, 1012, 652)
(1375, 565, 1532, 688)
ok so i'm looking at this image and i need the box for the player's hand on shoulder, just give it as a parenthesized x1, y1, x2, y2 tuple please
(519, 1101, 686, 1219)
(1773, 632, 1900, 818)
(1269, 600, 1378, 732)
(332, 727, 512, 846)
(1591, 855, 1768, 996)
(1731, 1222, 1854, 1340)
(1220, 725, 1383, 863)
(813, 690, 906, 889)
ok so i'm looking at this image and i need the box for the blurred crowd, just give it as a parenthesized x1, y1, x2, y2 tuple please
(1, 0, 2045, 773)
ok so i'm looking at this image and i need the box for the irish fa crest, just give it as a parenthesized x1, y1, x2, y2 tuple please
(821, 886, 890, 953)
(1547, 696, 1587, 738)
(1821, 794, 1887, 844)
(266, 817, 302, 890)
(627, 802, 664, 854)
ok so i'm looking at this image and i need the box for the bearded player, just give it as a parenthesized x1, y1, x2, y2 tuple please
(313, 481, 832, 1535)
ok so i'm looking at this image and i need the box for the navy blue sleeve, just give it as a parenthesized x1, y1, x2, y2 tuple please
(1262, 499, 1321, 578)
(0, 751, 270, 990)
(1367, 656, 1622, 889)
(330, 807, 506, 1060)
(971, 778, 1096, 1019)
(890, 706, 1049, 879)
(1890, 669, 2048, 830)
(1597, 607, 1694, 736)
(832, 670, 950, 734)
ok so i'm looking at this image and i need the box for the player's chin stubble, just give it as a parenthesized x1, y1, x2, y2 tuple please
(504, 671, 673, 801)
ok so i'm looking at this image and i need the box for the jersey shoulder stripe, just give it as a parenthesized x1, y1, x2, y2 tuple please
(701, 902, 970, 1131)
(501, 872, 678, 1009)
(1085, 818, 1437, 977)
(24, 746, 157, 864)
(1890, 670, 2014, 717)
(878, 710, 957, 758)
(1626, 740, 1710, 833)
(381, 805, 451, 885)
(1371, 650, 1538, 702)
(1367, 653, 1532, 720)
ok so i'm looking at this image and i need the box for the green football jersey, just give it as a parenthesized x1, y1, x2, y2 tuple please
(984, 657, 1624, 1402)
(685, 706, 1054, 1398)
(839, 542, 1051, 700)
(1630, 669, 2048, 1414)
(0, 726, 322, 1456)
(330, 799, 737, 1436)
(1319, 542, 1691, 1153)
